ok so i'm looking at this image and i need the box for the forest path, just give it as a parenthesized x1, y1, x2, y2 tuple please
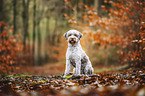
(15, 62, 128, 75)
(15, 62, 65, 75)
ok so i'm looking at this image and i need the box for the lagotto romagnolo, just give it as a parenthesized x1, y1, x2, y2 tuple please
(64, 29, 94, 76)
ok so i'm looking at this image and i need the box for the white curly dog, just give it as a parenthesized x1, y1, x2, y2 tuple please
(64, 29, 94, 76)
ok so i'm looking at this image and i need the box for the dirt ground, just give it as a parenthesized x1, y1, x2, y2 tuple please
(15, 62, 66, 75)
(15, 61, 129, 76)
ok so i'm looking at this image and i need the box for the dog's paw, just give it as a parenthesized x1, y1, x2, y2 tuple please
(63, 75, 73, 79)
(63, 73, 74, 79)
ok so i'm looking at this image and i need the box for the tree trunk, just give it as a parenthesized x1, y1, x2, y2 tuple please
(35, 0, 45, 65)
(52, 18, 58, 46)
(94, 0, 99, 12)
(0, 0, 4, 21)
(46, 17, 50, 42)
(45, 17, 50, 62)
(33, 0, 36, 65)
(0, 0, 7, 22)
(13, 0, 17, 35)
(37, 22, 42, 65)
(22, 0, 30, 51)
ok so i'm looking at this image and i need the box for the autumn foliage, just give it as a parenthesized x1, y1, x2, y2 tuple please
(0, 1, 145, 96)
(0, 69, 145, 96)
(64, 0, 145, 67)
(0, 21, 23, 74)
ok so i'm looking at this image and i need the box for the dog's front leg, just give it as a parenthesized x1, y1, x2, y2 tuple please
(75, 58, 81, 75)
(64, 59, 71, 76)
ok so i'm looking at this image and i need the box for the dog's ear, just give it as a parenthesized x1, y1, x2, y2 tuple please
(64, 32, 68, 40)
(79, 33, 83, 40)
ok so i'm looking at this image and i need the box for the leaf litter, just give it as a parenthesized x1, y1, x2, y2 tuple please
(0, 69, 145, 96)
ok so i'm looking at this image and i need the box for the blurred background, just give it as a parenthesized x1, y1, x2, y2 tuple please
(0, 0, 144, 75)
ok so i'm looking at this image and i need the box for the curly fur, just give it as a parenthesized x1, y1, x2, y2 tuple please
(64, 29, 94, 76)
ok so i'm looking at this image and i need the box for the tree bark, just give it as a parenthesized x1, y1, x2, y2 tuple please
(22, 0, 30, 51)
(52, 18, 58, 46)
(94, 0, 99, 12)
(33, 0, 36, 65)
(45, 17, 50, 62)
(13, 0, 17, 35)
(37, 22, 42, 65)
(36, 0, 44, 65)
(0, 0, 6, 22)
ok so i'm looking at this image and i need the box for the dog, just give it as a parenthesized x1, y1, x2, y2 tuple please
(64, 29, 94, 76)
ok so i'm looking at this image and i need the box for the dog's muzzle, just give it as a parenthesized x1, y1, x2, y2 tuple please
(69, 38, 76, 45)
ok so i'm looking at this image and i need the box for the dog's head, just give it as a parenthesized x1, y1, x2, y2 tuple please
(64, 29, 83, 45)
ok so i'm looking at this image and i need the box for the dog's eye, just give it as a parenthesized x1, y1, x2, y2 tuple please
(74, 34, 78, 37)
(68, 34, 72, 37)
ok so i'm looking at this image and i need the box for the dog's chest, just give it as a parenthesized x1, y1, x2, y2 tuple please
(67, 47, 80, 57)
(68, 52, 88, 68)
(68, 52, 79, 67)
(66, 46, 87, 67)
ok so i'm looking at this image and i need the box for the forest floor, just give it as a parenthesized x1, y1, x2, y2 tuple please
(15, 62, 66, 75)
(15, 62, 129, 75)
(0, 62, 145, 96)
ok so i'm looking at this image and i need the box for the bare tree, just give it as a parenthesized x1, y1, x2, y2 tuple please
(36, 0, 45, 65)
(13, 0, 17, 34)
(33, 0, 36, 65)
(22, 0, 30, 50)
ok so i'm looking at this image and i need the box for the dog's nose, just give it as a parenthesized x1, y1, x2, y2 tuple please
(70, 38, 76, 41)
(69, 38, 76, 44)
